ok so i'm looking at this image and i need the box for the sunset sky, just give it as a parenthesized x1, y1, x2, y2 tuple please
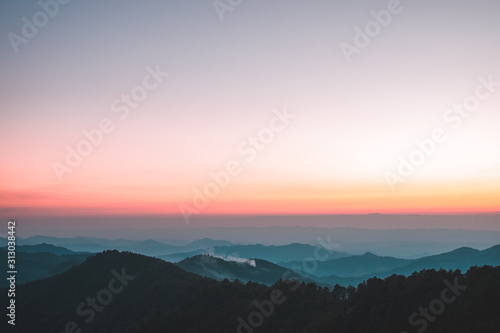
(1, 0, 499, 230)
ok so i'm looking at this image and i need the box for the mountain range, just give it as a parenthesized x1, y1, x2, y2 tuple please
(8, 225, 500, 258)
(159, 243, 350, 263)
(5, 240, 500, 288)
(13, 236, 235, 256)
(0, 244, 90, 287)
(173, 244, 500, 288)
(6, 250, 500, 332)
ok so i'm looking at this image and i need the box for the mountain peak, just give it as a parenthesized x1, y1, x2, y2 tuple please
(449, 246, 479, 254)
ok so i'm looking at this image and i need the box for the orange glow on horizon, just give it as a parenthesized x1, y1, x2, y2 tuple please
(3, 178, 498, 217)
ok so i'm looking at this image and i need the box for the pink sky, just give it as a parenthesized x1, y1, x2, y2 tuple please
(1, 0, 499, 230)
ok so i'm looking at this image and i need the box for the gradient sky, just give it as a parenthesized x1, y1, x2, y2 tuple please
(1, 0, 499, 229)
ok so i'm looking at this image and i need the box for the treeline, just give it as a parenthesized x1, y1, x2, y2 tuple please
(323, 265, 500, 332)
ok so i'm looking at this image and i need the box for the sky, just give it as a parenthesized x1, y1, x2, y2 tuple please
(1, 0, 499, 231)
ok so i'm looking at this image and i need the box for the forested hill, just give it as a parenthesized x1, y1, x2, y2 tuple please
(5, 250, 500, 333)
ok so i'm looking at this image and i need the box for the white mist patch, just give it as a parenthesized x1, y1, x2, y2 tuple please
(225, 255, 256, 267)
(205, 247, 257, 267)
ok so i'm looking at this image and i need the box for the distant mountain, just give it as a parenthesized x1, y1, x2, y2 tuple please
(176, 254, 317, 286)
(482, 244, 500, 256)
(0, 249, 90, 287)
(18, 235, 64, 245)
(158, 248, 208, 262)
(160, 243, 350, 263)
(1, 243, 82, 255)
(214, 243, 350, 262)
(19, 236, 238, 256)
(20, 235, 171, 253)
(315, 244, 500, 286)
(386, 244, 500, 277)
(20, 235, 111, 252)
(185, 237, 234, 248)
(123, 239, 183, 256)
(280, 252, 411, 277)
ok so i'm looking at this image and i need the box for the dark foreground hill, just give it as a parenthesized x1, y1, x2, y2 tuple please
(8, 251, 343, 333)
(5, 251, 500, 333)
